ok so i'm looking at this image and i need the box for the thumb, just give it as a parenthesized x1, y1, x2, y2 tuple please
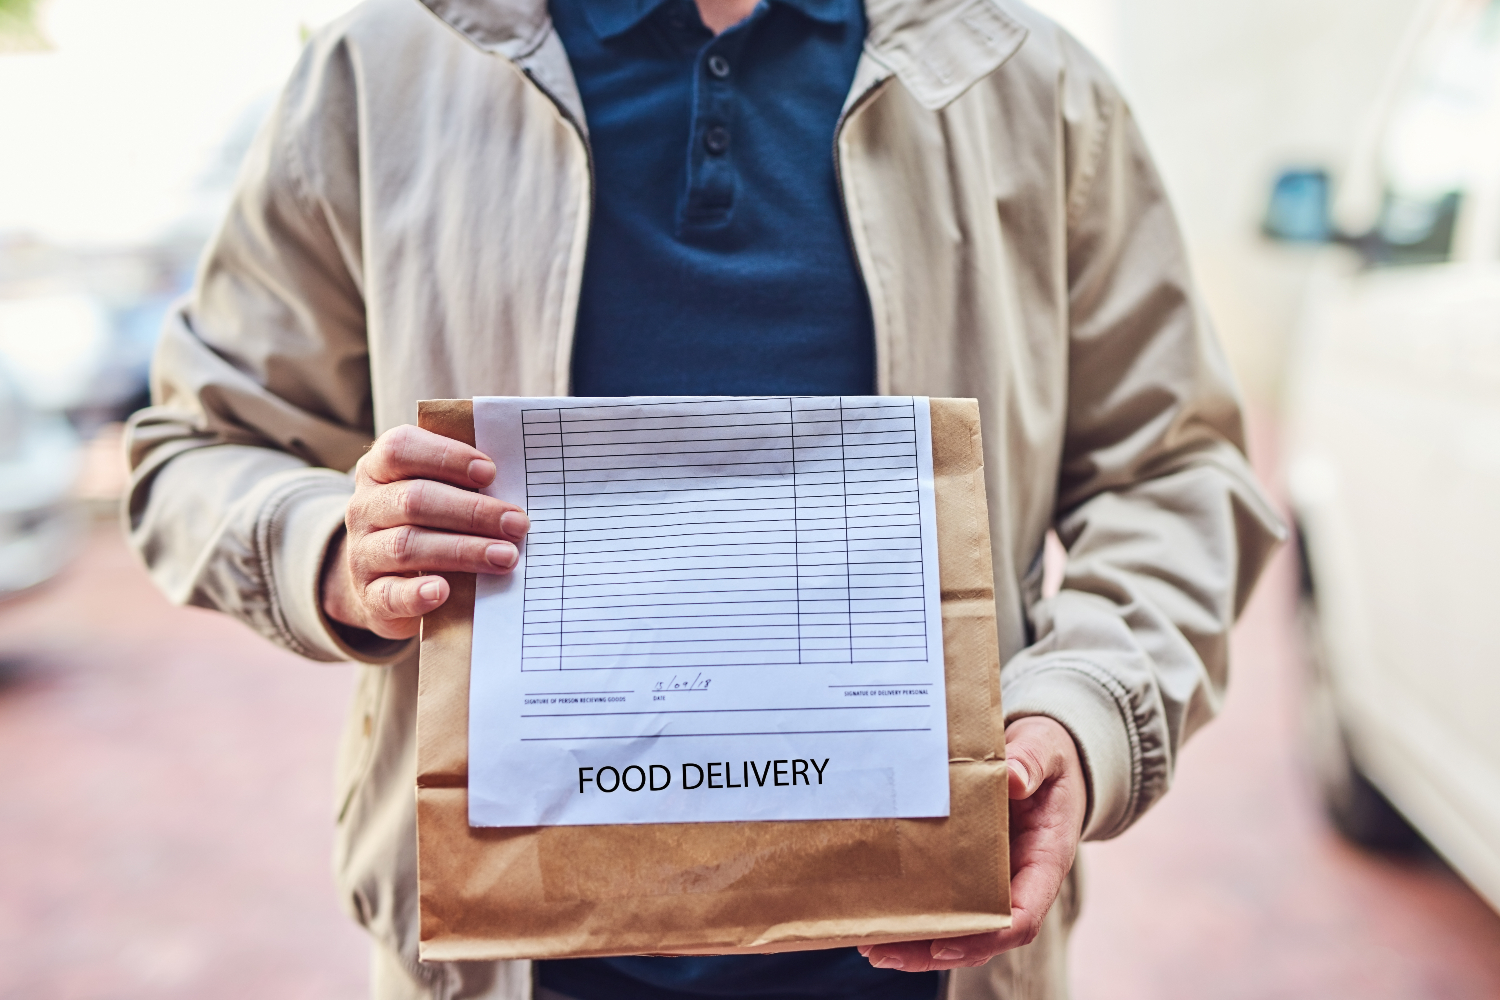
(1007, 755, 1040, 799)
(1005, 719, 1055, 799)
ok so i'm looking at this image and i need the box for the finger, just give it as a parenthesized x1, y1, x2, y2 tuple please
(864, 934, 1001, 973)
(354, 479, 529, 540)
(929, 927, 1016, 966)
(862, 939, 944, 972)
(362, 574, 450, 633)
(863, 911, 1049, 970)
(355, 525, 520, 578)
(927, 909, 1044, 966)
(1008, 840, 1070, 924)
(900, 729, 1082, 968)
(913, 874, 1056, 968)
(358, 425, 496, 490)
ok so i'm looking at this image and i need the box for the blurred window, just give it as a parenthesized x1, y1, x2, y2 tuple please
(1375, 0, 1500, 265)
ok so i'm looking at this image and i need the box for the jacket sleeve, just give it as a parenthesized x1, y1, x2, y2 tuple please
(124, 34, 409, 665)
(999, 41, 1286, 841)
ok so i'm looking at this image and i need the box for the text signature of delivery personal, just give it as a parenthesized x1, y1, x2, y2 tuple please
(578, 759, 832, 793)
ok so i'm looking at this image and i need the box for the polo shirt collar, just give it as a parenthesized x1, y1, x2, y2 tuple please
(419, 0, 1032, 112)
(580, 0, 850, 41)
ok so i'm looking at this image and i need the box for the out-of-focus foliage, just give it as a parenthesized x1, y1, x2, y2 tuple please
(0, 0, 48, 51)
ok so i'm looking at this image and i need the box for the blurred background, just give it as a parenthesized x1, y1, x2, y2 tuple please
(1, 0, 1497, 997)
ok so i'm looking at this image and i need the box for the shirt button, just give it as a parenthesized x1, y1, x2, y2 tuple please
(707, 54, 731, 78)
(703, 126, 730, 155)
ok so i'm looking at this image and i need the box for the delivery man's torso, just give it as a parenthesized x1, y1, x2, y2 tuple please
(140, 0, 1277, 986)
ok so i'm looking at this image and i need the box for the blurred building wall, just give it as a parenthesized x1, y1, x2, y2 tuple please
(1031, 0, 1428, 402)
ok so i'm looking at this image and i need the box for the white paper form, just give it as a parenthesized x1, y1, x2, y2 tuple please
(467, 396, 950, 827)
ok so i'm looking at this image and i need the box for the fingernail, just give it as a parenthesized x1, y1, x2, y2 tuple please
(419, 580, 442, 602)
(1008, 758, 1030, 790)
(501, 511, 530, 538)
(871, 956, 905, 971)
(933, 947, 964, 961)
(485, 542, 517, 569)
(468, 459, 496, 486)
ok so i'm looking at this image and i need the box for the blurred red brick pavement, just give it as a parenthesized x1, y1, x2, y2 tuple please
(2, 419, 1498, 998)
(0, 524, 367, 999)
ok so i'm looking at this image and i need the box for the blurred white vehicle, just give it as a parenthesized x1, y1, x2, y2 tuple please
(1264, 0, 1500, 910)
(0, 359, 83, 601)
(0, 291, 118, 601)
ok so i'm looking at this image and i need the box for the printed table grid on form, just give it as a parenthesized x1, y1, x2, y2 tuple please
(466, 395, 950, 826)
(516, 397, 931, 673)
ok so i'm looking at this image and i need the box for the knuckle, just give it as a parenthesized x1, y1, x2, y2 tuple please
(389, 525, 419, 564)
(342, 554, 365, 590)
(457, 536, 485, 568)
(369, 432, 396, 462)
(363, 579, 389, 616)
(465, 493, 489, 532)
(437, 437, 467, 475)
(346, 492, 371, 527)
(396, 480, 425, 522)
(1013, 744, 1044, 775)
(377, 578, 401, 615)
(374, 577, 414, 619)
(375, 425, 420, 475)
(386, 424, 418, 450)
(1015, 917, 1040, 948)
(344, 538, 373, 579)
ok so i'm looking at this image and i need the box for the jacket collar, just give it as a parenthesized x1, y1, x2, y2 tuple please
(860, 0, 1028, 109)
(417, 0, 1027, 112)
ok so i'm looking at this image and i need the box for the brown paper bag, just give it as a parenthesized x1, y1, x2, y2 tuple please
(415, 398, 1008, 962)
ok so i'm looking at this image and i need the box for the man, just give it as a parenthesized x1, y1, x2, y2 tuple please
(125, 0, 1284, 996)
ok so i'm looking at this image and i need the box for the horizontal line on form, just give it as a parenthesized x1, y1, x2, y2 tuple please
(522, 704, 929, 718)
(517, 660, 931, 672)
(530, 635, 927, 650)
(531, 483, 917, 503)
(526, 567, 923, 584)
(521, 610, 924, 628)
(519, 727, 932, 740)
(525, 515, 920, 541)
(521, 496, 919, 517)
(829, 683, 932, 688)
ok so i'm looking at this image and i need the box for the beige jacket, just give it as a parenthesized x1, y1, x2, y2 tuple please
(126, 0, 1284, 994)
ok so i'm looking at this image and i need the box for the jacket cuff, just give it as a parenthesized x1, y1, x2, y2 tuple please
(1002, 656, 1138, 841)
(262, 474, 413, 665)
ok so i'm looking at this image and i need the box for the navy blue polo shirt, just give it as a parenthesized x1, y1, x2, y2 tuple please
(540, 1, 933, 999)
(559, 0, 877, 397)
